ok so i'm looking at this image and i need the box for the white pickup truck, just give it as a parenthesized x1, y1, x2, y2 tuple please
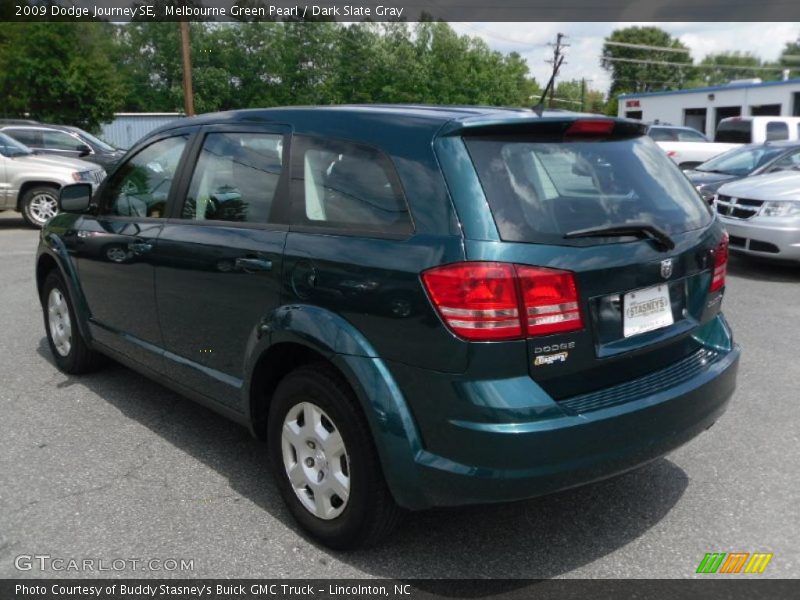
(648, 125, 740, 170)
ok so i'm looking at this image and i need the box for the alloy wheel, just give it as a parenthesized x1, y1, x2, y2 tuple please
(28, 192, 59, 225)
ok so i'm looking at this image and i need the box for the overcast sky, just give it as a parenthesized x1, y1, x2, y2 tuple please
(451, 22, 800, 95)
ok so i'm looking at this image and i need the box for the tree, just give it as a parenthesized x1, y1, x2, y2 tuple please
(552, 79, 606, 113)
(111, 20, 533, 111)
(0, 22, 124, 130)
(694, 52, 772, 86)
(601, 26, 693, 97)
(779, 36, 800, 68)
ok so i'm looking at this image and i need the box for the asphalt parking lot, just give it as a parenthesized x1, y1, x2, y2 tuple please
(0, 211, 798, 579)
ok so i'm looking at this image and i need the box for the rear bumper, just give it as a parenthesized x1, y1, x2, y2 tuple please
(721, 216, 800, 260)
(384, 316, 740, 509)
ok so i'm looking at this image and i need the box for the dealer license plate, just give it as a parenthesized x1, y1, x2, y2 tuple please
(623, 284, 673, 338)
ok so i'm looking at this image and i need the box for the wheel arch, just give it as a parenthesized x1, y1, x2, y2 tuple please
(35, 241, 93, 343)
(17, 180, 61, 210)
(244, 304, 429, 509)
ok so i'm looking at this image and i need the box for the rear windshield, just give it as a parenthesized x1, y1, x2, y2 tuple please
(715, 120, 752, 144)
(464, 135, 711, 244)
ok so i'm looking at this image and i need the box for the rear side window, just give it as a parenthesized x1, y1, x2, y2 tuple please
(291, 136, 412, 235)
(5, 128, 42, 147)
(182, 132, 284, 224)
(716, 120, 752, 143)
(464, 135, 711, 244)
(766, 121, 789, 141)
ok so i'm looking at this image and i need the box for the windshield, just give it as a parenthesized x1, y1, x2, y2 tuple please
(696, 145, 786, 176)
(0, 132, 34, 157)
(464, 135, 711, 244)
(69, 128, 117, 152)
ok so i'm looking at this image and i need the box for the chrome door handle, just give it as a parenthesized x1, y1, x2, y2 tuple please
(235, 257, 273, 272)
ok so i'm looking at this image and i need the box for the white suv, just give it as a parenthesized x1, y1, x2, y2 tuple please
(0, 132, 105, 227)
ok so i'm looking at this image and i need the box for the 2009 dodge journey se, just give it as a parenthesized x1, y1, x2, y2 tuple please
(37, 106, 740, 549)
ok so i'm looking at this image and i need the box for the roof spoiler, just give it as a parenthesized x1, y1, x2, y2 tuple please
(439, 117, 648, 139)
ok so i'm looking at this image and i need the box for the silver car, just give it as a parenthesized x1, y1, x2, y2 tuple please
(715, 170, 800, 261)
(0, 132, 105, 227)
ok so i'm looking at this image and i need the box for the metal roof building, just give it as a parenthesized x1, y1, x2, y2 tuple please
(618, 78, 800, 136)
(100, 112, 183, 149)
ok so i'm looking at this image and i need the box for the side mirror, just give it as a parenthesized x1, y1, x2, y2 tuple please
(59, 183, 93, 213)
(76, 143, 92, 157)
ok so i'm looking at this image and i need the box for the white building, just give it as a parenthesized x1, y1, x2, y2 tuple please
(100, 112, 183, 149)
(618, 78, 800, 137)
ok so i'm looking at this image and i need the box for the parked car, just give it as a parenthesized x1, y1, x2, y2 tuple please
(0, 124, 125, 171)
(715, 170, 800, 260)
(0, 132, 105, 227)
(648, 124, 708, 142)
(0, 118, 40, 125)
(648, 124, 739, 169)
(686, 141, 800, 203)
(715, 116, 800, 144)
(37, 106, 740, 549)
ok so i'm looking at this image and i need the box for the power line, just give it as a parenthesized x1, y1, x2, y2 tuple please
(604, 56, 795, 72)
(604, 41, 691, 54)
(457, 24, 548, 48)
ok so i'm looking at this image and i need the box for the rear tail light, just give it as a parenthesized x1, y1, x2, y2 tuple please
(421, 262, 583, 341)
(710, 232, 729, 292)
(420, 262, 521, 340)
(515, 266, 583, 336)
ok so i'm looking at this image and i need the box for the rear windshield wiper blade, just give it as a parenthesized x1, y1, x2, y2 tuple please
(564, 222, 676, 251)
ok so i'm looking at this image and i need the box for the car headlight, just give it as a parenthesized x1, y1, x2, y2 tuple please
(72, 170, 106, 184)
(72, 170, 94, 182)
(760, 201, 800, 217)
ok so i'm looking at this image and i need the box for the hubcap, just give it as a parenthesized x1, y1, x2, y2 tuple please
(47, 288, 72, 357)
(281, 402, 350, 520)
(28, 192, 59, 225)
(106, 246, 129, 263)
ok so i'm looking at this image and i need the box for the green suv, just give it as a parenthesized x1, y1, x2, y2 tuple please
(36, 106, 739, 549)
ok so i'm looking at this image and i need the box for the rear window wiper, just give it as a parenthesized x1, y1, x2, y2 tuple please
(564, 222, 676, 251)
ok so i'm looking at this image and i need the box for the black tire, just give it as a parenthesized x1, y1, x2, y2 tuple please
(268, 363, 402, 549)
(41, 271, 104, 374)
(21, 185, 60, 228)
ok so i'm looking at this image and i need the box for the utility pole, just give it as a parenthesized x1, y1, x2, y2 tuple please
(179, 20, 195, 116)
(546, 33, 568, 108)
(580, 77, 586, 112)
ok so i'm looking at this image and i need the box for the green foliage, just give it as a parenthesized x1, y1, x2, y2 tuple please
(780, 37, 800, 67)
(601, 26, 693, 96)
(551, 79, 606, 113)
(112, 20, 540, 114)
(0, 22, 124, 130)
(691, 52, 775, 86)
(0, 19, 541, 125)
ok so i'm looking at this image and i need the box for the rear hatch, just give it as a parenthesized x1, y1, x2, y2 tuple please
(457, 118, 728, 399)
